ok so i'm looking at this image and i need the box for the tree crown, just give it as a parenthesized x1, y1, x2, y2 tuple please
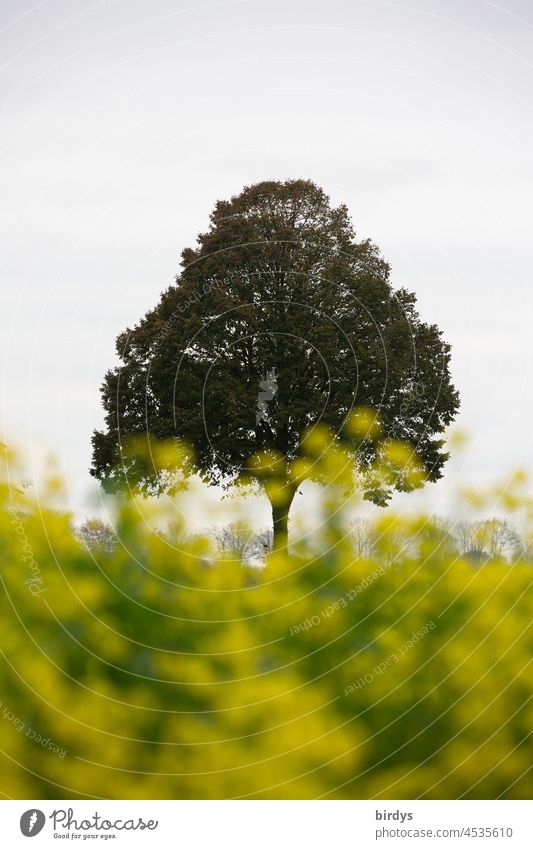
(91, 179, 459, 511)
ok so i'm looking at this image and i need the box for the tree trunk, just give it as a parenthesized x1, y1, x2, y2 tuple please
(270, 486, 296, 552)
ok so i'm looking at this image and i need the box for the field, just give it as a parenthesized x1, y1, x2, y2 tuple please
(1, 441, 532, 800)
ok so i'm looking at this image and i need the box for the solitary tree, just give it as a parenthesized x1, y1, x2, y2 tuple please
(91, 180, 459, 549)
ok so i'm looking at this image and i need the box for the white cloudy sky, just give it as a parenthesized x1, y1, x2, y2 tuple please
(2, 0, 533, 528)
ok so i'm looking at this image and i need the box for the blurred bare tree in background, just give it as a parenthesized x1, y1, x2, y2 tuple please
(77, 518, 116, 553)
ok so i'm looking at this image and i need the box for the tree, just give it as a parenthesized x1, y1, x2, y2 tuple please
(454, 518, 520, 563)
(211, 523, 272, 562)
(91, 179, 459, 549)
(77, 519, 116, 553)
(350, 519, 377, 559)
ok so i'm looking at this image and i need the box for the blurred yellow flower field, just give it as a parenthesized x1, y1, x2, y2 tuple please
(0, 443, 532, 800)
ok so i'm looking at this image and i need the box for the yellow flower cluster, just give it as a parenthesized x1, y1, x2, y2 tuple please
(0, 442, 532, 799)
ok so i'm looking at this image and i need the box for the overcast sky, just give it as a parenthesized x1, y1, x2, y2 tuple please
(2, 0, 533, 528)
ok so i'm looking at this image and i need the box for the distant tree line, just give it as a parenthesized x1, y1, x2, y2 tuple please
(350, 516, 526, 565)
(76, 515, 530, 566)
